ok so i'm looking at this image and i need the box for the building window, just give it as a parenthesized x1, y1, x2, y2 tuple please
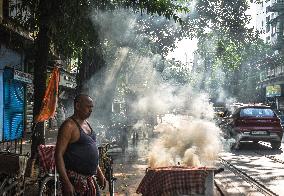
(276, 66, 282, 75)
(112, 102, 121, 113)
(266, 6, 270, 13)
(266, 24, 270, 33)
(272, 23, 276, 35)
(281, 65, 284, 74)
(266, 16, 271, 33)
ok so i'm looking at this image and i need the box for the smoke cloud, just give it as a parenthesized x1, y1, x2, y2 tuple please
(149, 119, 222, 167)
(84, 8, 226, 167)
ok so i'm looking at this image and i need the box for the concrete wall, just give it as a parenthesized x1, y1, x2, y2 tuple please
(0, 43, 24, 70)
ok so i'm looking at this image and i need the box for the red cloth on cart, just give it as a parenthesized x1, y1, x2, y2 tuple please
(38, 144, 56, 173)
(136, 166, 209, 196)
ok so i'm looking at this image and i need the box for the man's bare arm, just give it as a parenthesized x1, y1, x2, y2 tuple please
(55, 120, 74, 190)
(97, 166, 106, 189)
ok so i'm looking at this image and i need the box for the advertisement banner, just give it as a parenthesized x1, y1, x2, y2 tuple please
(266, 85, 281, 97)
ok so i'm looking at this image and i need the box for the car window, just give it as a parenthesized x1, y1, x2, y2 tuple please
(240, 108, 274, 117)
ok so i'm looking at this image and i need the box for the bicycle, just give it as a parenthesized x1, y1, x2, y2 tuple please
(98, 143, 117, 196)
(37, 143, 116, 196)
(0, 151, 29, 196)
(37, 144, 61, 196)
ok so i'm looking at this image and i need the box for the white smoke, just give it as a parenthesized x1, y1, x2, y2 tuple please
(85, 8, 228, 166)
(149, 117, 222, 167)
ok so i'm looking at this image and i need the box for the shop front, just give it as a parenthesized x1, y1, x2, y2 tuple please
(0, 43, 32, 151)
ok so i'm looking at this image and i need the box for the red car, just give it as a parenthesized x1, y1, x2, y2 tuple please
(222, 104, 283, 149)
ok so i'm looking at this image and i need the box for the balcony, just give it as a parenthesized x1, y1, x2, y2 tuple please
(268, 0, 284, 12)
(0, 0, 33, 41)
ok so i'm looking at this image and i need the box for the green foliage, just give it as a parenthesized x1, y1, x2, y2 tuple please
(11, 0, 190, 60)
(194, 0, 252, 42)
(161, 59, 192, 84)
(11, 0, 270, 103)
(195, 28, 274, 101)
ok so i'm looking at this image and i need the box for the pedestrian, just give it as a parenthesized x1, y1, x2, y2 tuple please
(135, 131, 139, 146)
(132, 131, 136, 146)
(55, 94, 106, 196)
(121, 127, 128, 153)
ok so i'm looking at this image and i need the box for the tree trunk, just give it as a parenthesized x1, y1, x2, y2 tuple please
(77, 29, 105, 92)
(31, 0, 51, 158)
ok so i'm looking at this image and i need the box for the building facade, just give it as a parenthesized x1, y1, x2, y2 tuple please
(0, 0, 33, 144)
(249, 0, 284, 109)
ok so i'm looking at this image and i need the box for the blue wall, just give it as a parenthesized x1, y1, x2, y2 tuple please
(0, 70, 3, 141)
(0, 44, 25, 141)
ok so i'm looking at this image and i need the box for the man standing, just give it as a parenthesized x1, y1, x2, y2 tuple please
(55, 94, 106, 196)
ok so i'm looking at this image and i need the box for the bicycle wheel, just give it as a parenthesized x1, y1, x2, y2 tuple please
(107, 165, 116, 196)
(39, 176, 61, 196)
(0, 174, 18, 196)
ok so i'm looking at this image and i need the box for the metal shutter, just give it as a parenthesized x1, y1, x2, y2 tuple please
(3, 68, 25, 141)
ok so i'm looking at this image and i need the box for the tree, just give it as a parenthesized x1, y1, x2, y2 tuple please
(193, 30, 274, 102)
(11, 0, 266, 157)
(12, 0, 190, 157)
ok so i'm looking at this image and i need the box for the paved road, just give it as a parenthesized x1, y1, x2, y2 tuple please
(215, 141, 284, 196)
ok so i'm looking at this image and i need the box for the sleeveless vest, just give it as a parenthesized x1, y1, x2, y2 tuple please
(63, 117, 99, 175)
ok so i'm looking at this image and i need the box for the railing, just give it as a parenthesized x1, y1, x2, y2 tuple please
(1, 0, 33, 41)
(0, 139, 23, 154)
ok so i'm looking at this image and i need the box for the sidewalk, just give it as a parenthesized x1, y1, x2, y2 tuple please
(101, 140, 149, 196)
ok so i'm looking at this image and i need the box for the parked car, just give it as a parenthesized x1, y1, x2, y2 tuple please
(274, 110, 284, 128)
(221, 104, 283, 149)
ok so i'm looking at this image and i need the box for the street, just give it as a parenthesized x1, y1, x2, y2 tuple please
(216, 140, 284, 196)
(2, 1, 284, 195)
(20, 126, 284, 196)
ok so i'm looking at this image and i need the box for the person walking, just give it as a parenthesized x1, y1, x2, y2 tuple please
(55, 94, 106, 196)
(120, 127, 128, 153)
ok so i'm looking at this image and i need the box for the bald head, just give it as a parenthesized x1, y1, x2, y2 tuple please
(73, 94, 94, 119)
(74, 94, 92, 106)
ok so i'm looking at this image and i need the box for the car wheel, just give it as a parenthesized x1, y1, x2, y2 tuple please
(253, 141, 259, 144)
(271, 141, 281, 149)
(231, 141, 240, 150)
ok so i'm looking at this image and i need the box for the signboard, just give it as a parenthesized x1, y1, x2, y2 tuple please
(14, 70, 33, 84)
(266, 85, 281, 97)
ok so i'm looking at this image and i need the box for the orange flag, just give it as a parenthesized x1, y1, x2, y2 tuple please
(35, 67, 60, 122)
